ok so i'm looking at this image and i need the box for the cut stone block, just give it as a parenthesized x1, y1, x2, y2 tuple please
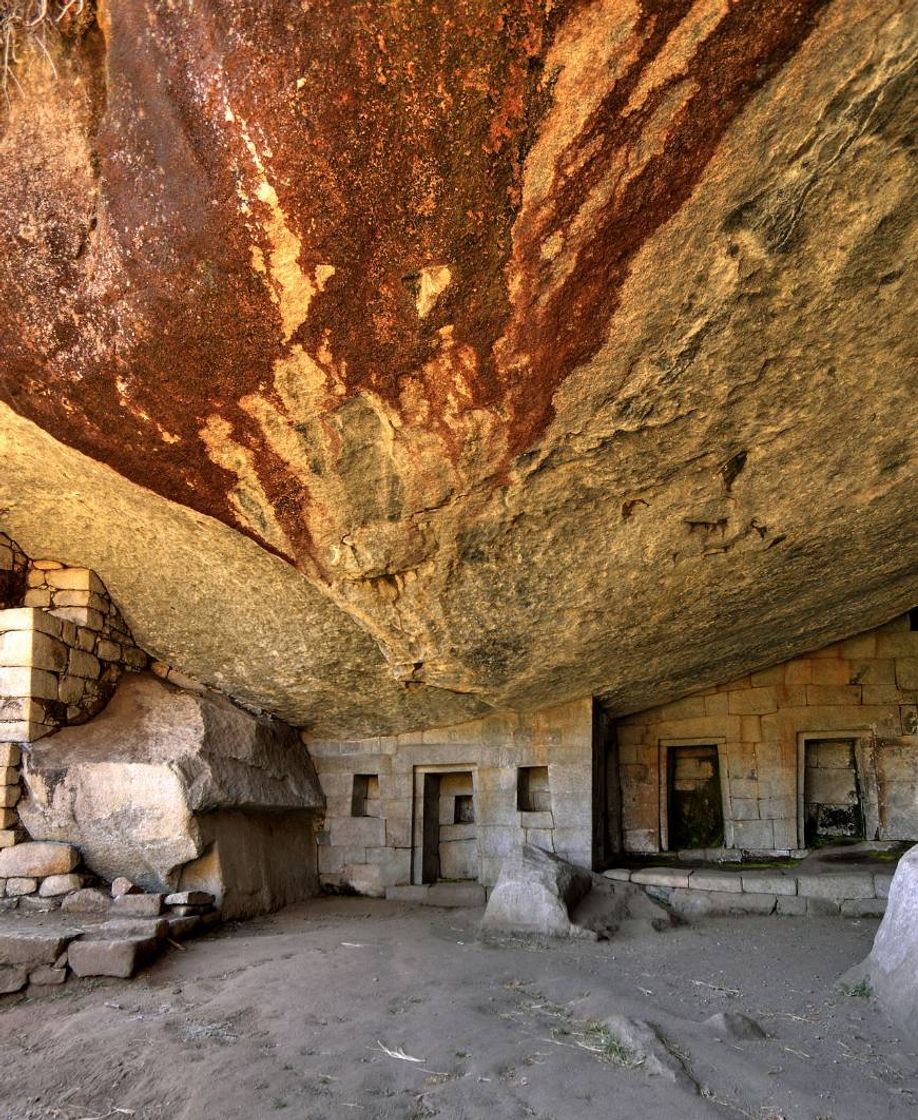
(806, 897, 841, 915)
(93, 918, 169, 941)
(111, 893, 163, 918)
(68, 936, 159, 979)
(689, 870, 743, 893)
(602, 868, 632, 881)
(166, 915, 200, 940)
(776, 896, 807, 916)
(797, 872, 875, 900)
(61, 888, 111, 914)
(840, 898, 886, 918)
(631, 867, 690, 889)
(0, 744, 21, 768)
(0, 930, 72, 966)
(0, 841, 79, 878)
(39, 873, 82, 897)
(0, 786, 20, 808)
(741, 873, 797, 896)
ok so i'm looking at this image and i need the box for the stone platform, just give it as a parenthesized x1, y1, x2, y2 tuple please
(605, 844, 904, 918)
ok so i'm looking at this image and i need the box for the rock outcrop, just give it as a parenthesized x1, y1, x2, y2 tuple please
(17, 672, 324, 916)
(0, 3, 914, 737)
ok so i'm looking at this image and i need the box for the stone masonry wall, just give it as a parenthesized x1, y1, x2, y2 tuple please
(308, 698, 593, 896)
(0, 544, 149, 863)
(617, 614, 918, 854)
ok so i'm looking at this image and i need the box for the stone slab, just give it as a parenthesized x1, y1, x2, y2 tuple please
(741, 873, 797, 896)
(840, 898, 887, 918)
(68, 936, 159, 979)
(384, 885, 430, 903)
(111, 893, 164, 918)
(631, 867, 690, 889)
(797, 872, 875, 900)
(0, 930, 73, 966)
(689, 870, 743, 893)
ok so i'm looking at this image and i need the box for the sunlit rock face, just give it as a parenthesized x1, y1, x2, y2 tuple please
(0, 1, 915, 737)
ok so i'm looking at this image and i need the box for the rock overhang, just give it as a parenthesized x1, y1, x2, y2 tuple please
(0, 1, 915, 738)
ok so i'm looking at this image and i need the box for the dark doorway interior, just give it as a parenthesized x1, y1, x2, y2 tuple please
(421, 771, 478, 883)
(804, 738, 864, 845)
(667, 745, 724, 850)
(593, 703, 623, 868)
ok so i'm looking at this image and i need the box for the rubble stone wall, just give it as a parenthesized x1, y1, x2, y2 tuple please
(308, 699, 594, 896)
(617, 614, 918, 853)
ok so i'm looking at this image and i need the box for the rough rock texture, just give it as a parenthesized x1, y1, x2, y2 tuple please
(0, 2, 915, 736)
(482, 845, 594, 937)
(858, 842, 918, 1032)
(17, 672, 324, 902)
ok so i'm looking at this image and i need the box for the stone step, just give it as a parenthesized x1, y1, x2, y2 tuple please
(384, 882, 487, 908)
(68, 935, 160, 979)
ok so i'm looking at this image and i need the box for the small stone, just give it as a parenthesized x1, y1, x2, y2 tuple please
(61, 887, 111, 914)
(164, 890, 215, 908)
(0, 966, 27, 993)
(0, 830, 16, 848)
(111, 893, 163, 918)
(29, 965, 67, 986)
(18, 894, 60, 913)
(6, 877, 37, 897)
(704, 1012, 766, 1040)
(111, 876, 141, 898)
(39, 873, 82, 897)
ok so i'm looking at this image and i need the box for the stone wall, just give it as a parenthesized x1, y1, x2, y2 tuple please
(616, 614, 918, 854)
(0, 533, 28, 610)
(308, 698, 594, 896)
(0, 545, 149, 860)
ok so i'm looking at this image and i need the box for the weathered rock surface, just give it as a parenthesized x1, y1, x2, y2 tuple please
(17, 672, 324, 898)
(482, 845, 593, 937)
(482, 844, 671, 939)
(857, 843, 918, 1031)
(0, 3, 915, 737)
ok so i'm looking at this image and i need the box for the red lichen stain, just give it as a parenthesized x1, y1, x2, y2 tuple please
(0, 0, 830, 567)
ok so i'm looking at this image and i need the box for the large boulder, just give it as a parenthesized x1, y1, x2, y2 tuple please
(857, 844, 918, 1031)
(481, 844, 672, 939)
(17, 672, 324, 913)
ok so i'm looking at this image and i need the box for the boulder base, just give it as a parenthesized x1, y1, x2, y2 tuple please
(18, 673, 324, 916)
(857, 844, 918, 1031)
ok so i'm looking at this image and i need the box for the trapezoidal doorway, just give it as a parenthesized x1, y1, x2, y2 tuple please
(418, 769, 479, 884)
(665, 744, 725, 850)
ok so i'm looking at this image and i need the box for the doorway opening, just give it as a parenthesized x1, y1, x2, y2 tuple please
(420, 770, 478, 883)
(803, 738, 864, 845)
(666, 745, 724, 850)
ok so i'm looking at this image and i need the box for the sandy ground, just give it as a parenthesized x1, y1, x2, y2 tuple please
(0, 899, 914, 1120)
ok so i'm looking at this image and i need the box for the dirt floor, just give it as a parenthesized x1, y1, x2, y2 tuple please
(0, 899, 915, 1120)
